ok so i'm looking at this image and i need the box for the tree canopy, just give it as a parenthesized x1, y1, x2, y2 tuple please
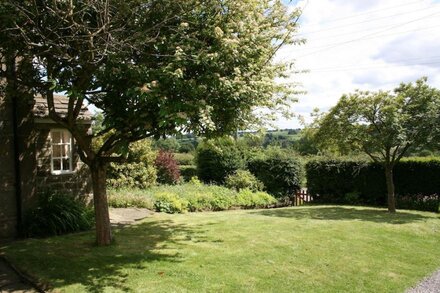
(0, 0, 303, 244)
(315, 78, 440, 212)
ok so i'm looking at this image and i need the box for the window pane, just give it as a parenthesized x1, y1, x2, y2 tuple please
(51, 130, 73, 173)
(62, 159, 71, 171)
(62, 144, 71, 157)
(53, 145, 62, 157)
(53, 159, 61, 171)
(52, 131, 61, 143)
(62, 131, 71, 144)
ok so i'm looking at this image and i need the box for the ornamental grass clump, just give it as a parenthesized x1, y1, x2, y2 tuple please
(23, 192, 94, 237)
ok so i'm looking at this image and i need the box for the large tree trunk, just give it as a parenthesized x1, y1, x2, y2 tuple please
(384, 165, 396, 213)
(90, 161, 112, 245)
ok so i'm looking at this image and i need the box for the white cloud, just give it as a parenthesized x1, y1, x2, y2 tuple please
(274, 0, 440, 128)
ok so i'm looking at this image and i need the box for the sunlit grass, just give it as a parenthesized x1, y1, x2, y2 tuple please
(1, 206, 440, 292)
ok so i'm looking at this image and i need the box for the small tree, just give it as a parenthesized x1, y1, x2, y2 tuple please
(315, 78, 440, 212)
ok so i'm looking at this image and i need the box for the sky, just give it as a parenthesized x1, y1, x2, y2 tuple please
(274, 0, 440, 129)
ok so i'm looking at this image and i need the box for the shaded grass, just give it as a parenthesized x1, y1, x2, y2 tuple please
(1, 206, 440, 292)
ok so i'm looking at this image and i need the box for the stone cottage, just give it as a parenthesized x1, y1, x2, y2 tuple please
(0, 93, 93, 240)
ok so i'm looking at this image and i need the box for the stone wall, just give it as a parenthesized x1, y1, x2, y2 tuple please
(34, 124, 92, 201)
(0, 91, 92, 240)
(0, 92, 18, 239)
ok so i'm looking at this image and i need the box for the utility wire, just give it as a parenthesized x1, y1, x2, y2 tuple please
(306, 60, 440, 73)
(296, 11, 440, 58)
(301, 0, 426, 27)
(308, 54, 440, 70)
(298, 3, 438, 35)
(292, 24, 440, 51)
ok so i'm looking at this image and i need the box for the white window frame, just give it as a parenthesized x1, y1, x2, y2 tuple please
(50, 129, 74, 175)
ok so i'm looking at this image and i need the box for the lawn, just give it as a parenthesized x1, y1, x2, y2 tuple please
(1, 206, 440, 292)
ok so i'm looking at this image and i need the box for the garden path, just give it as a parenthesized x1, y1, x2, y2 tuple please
(406, 269, 440, 293)
(109, 208, 152, 226)
(0, 257, 37, 293)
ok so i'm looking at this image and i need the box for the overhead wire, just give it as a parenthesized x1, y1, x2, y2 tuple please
(300, 0, 427, 27)
(296, 11, 440, 58)
(292, 24, 440, 51)
(306, 60, 440, 73)
(297, 3, 439, 36)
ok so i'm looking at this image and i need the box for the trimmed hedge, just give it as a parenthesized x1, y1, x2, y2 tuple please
(248, 151, 303, 198)
(173, 153, 195, 166)
(196, 137, 245, 184)
(306, 158, 440, 212)
(180, 165, 198, 181)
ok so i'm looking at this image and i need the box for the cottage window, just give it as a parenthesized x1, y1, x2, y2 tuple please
(50, 130, 73, 174)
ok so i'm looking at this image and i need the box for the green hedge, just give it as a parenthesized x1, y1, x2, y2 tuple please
(173, 153, 195, 166)
(306, 158, 440, 212)
(180, 165, 198, 181)
(248, 151, 303, 198)
(196, 137, 245, 184)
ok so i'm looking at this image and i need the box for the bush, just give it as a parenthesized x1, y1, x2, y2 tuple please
(107, 139, 157, 188)
(107, 162, 157, 189)
(196, 137, 245, 184)
(178, 141, 195, 153)
(108, 184, 276, 213)
(155, 150, 180, 184)
(306, 158, 440, 212)
(397, 194, 439, 213)
(235, 189, 277, 208)
(188, 176, 202, 185)
(225, 170, 264, 191)
(184, 185, 235, 211)
(153, 138, 180, 152)
(129, 139, 157, 162)
(154, 192, 188, 213)
(23, 192, 94, 237)
(108, 189, 154, 209)
(173, 153, 195, 165)
(180, 165, 198, 181)
(248, 150, 303, 197)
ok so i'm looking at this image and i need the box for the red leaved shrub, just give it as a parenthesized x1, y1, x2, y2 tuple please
(154, 150, 180, 184)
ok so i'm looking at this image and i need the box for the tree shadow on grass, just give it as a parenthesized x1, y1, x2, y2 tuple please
(253, 206, 435, 224)
(0, 218, 218, 293)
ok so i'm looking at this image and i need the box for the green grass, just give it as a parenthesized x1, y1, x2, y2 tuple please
(1, 206, 440, 292)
